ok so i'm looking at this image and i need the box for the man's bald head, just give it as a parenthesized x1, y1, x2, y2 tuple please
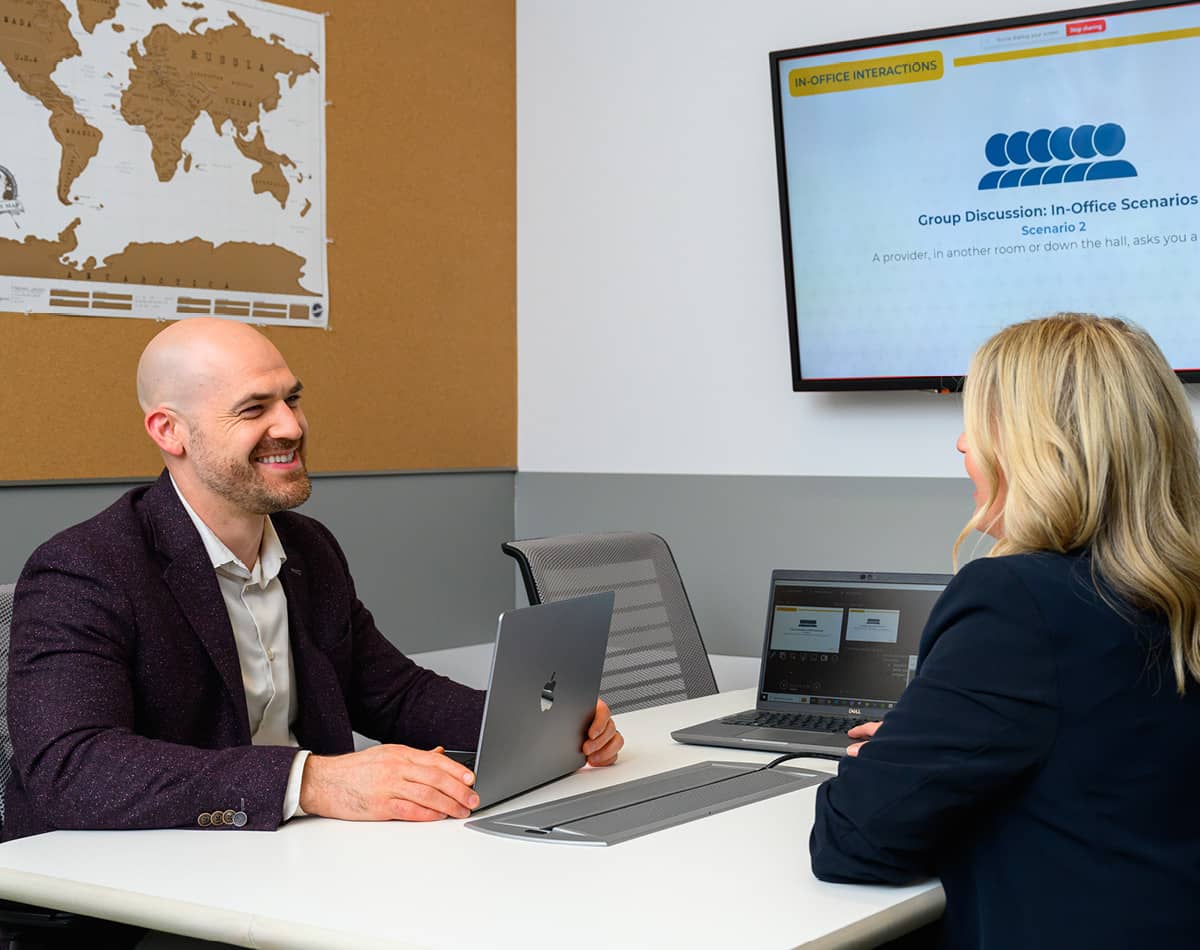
(136, 318, 285, 416)
(137, 317, 310, 528)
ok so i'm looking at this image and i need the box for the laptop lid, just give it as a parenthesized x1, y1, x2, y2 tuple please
(470, 591, 615, 809)
(754, 570, 950, 720)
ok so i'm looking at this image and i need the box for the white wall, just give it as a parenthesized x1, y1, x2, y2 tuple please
(516, 0, 1165, 478)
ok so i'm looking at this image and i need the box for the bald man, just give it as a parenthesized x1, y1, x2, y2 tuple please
(5, 318, 621, 842)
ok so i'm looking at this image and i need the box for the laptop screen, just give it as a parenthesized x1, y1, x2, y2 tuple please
(757, 571, 949, 713)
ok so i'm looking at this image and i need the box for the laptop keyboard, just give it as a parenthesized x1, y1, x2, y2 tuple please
(720, 710, 871, 733)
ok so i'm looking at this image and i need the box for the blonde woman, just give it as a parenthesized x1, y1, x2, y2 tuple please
(810, 314, 1200, 949)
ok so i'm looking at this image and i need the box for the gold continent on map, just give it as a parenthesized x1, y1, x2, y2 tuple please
(76, 0, 119, 34)
(96, 237, 318, 295)
(120, 13, 318, 190)
(0, 218, 82, 276)
(0, 0, 103, 204)
(0, 219, 319, 296)
(232, 127, 294, 208)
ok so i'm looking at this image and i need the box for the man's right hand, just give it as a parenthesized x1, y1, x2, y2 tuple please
(299, 744, 479, 820)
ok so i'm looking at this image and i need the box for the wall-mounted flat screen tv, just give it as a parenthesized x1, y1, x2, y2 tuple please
(771, 0, 1200, 391)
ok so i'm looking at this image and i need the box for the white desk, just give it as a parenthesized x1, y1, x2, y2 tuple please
(0, 690, 943, 949)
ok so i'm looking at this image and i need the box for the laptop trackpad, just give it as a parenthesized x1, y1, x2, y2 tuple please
(741, 728, 849, 746)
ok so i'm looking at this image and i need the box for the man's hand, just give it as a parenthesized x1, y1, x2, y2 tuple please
(299, 744, 479, 821)
(582, 699, 624, 766)
(846, 720, 883, 758)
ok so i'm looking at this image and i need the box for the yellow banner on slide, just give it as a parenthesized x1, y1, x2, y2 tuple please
(788, 51, 944, 96)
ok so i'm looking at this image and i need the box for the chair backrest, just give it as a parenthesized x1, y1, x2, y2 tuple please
(0, 583, 14, 827)
(502, 532, 717, 713)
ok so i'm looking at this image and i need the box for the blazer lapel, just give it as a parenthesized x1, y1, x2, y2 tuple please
(276, 541, 352, 754)
(144, 473, 252, 742)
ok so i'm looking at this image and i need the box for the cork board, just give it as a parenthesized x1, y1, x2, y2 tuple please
(0, 0, 516, 481)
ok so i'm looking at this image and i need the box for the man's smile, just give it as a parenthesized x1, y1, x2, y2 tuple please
(254, 448, 301, 468)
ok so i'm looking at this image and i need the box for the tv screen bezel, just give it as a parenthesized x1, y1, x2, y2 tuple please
(769, 0, 1200, 392)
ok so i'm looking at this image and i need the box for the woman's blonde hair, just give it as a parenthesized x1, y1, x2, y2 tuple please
(955, 313, 1200, 693)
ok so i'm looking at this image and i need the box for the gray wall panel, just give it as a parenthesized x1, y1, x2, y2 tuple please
(297, 473, 516, 652)
(0, 481, 140, 581)
(0, 471, 515, 654)
(515, 473, 986, 657)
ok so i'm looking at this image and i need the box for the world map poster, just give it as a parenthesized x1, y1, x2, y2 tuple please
(0, 0, 327, 327)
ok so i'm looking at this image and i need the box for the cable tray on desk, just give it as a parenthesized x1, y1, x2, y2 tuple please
(465, 760, 824, 846)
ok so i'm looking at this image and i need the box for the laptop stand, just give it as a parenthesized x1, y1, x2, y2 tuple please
(464, 760, 824, 846)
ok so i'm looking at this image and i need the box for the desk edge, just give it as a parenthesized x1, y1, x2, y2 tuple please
(0, 867, 418, 950)
(800, 885, 946, 949)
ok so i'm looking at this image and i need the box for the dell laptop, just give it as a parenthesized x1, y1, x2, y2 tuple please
(671, 570, 949, 756)
(446, 590, 614, 810)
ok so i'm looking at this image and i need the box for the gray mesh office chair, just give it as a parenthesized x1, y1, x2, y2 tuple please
(0, 584, 13, 829)
(0, 583, 90, 947)
(502, 532, 718, 713)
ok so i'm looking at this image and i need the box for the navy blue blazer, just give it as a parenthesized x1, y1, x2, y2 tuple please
(811, 551, 1200, 949)
(4, 472, 485, 840)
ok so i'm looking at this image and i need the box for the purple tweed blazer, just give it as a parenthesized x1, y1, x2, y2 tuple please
(3, 471, 485, 840)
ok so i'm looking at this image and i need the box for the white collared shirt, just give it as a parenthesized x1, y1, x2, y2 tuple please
(171, 478, 309, 820)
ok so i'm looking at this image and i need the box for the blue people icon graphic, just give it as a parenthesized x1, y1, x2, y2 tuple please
(978, 123, 1136, 190)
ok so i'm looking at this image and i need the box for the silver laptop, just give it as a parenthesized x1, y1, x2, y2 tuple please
(447, 591, 614, 809)
(671, 570, 949, 756)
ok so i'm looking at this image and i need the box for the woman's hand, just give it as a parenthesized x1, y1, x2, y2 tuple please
(846, 720, 884, 757)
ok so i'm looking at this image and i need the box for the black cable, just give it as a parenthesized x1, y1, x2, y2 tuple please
(765, 751, 844, 768)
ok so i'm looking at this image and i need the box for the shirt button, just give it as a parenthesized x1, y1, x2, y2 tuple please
(222, 809, 236, 825)
(267, 648, 275, 661)
(210, 811, 224, 827)
(232, 811, 248, 827)
(197, 813, 211, 827)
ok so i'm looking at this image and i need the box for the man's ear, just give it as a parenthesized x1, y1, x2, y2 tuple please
(145, 408, 188, 457)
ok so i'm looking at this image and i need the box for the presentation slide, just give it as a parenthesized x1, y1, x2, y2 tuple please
(769, 605, 844, 653)
(845, 608, 901, 644)
(776, 3, 1200, 380)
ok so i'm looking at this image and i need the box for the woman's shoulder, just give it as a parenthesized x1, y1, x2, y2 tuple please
(946, 549, 1137, 637)
(953, 549, 1085, 592)
(932, 550, 1107, 636)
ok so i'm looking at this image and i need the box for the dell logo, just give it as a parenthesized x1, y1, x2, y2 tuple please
(848, 707, 862, 715)
(540, 672, 556, 712)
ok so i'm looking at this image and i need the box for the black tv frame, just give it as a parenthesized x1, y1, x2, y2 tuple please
(769, 0, 1200, 392)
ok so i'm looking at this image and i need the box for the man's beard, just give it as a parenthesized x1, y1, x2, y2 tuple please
(189, 430, 312, 515)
